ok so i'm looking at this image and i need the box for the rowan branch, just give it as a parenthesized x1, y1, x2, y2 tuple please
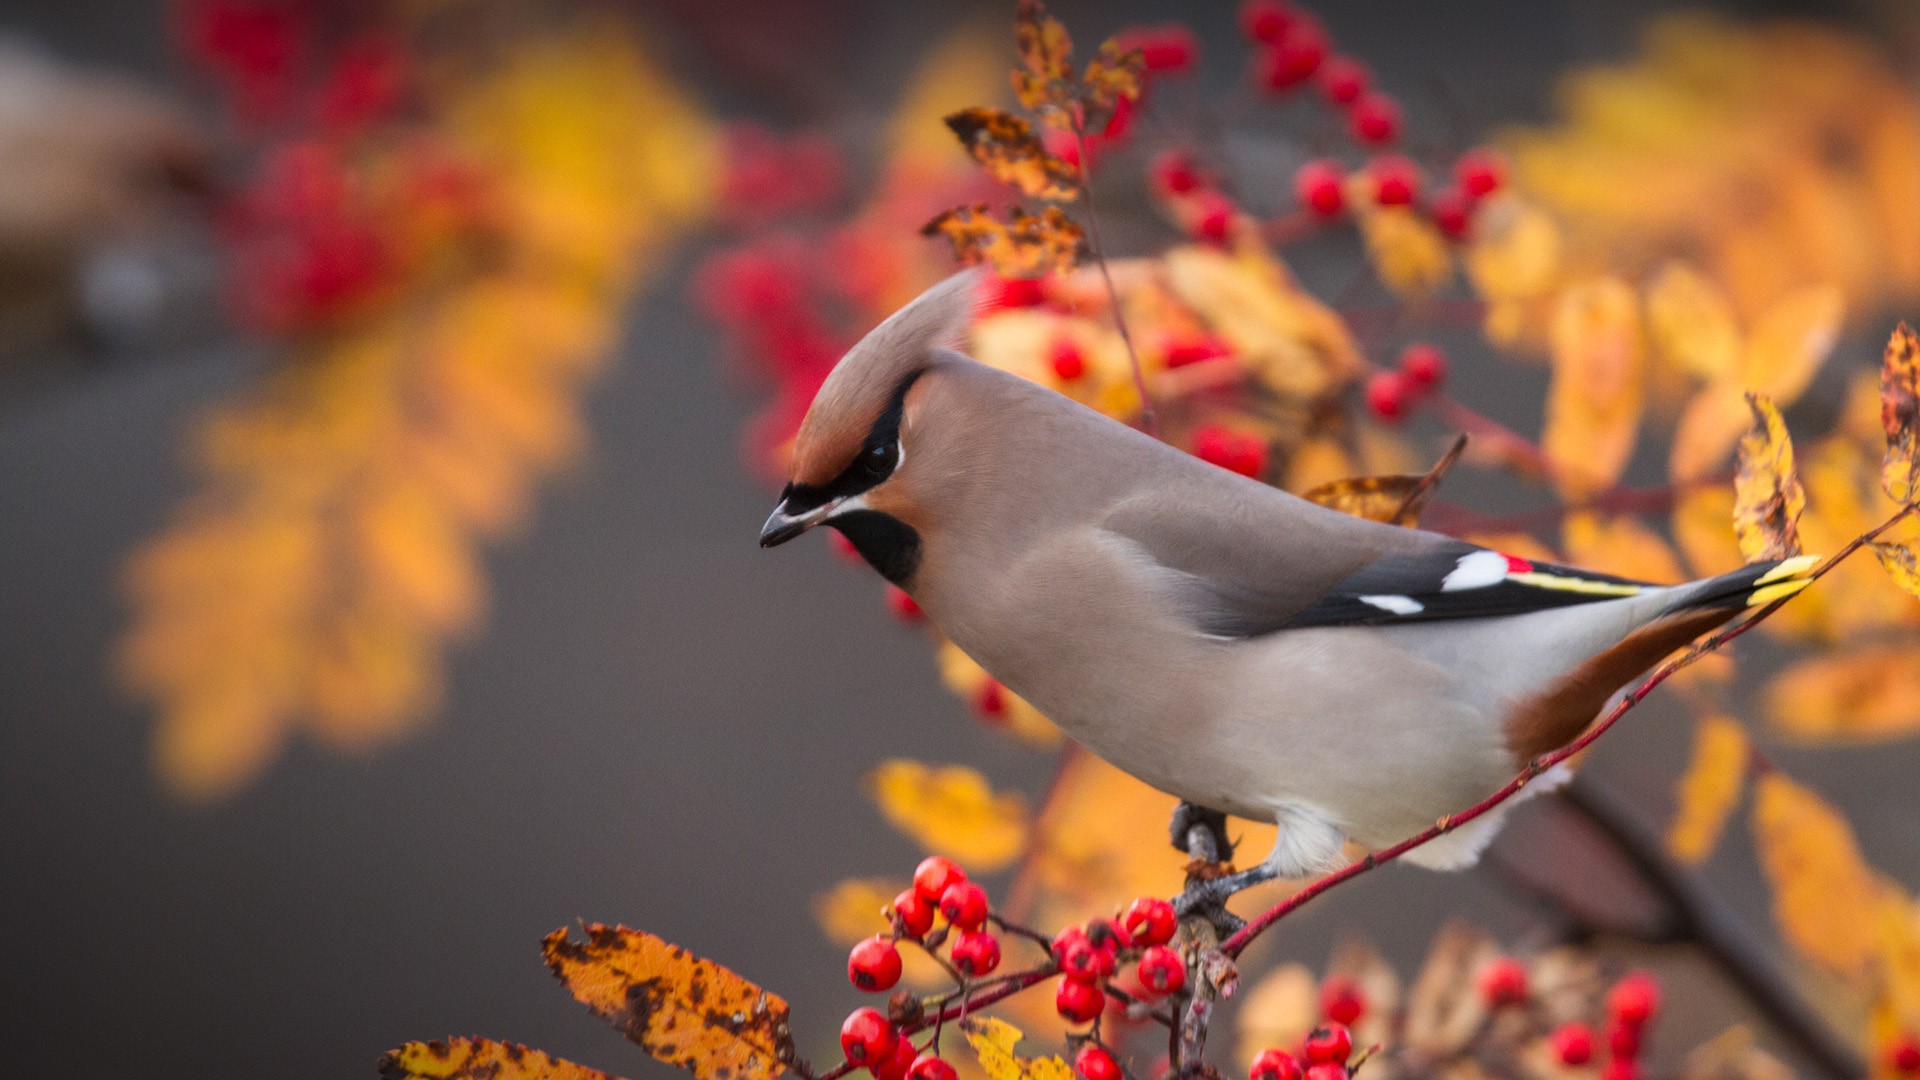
(1219, 499, 1919, 959)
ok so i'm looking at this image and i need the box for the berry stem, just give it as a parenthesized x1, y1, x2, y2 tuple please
(1218, 499, 1917, 959)
(1073, 127, 1157, 439)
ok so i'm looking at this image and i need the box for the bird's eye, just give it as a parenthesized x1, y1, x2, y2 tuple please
(861, 441, 897, 478)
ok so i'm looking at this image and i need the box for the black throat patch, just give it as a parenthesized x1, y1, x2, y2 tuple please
(830, 511, 922, 585)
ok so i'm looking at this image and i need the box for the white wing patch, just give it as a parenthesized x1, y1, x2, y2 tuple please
(1441, 550, 1510, 592)
(1359, 594, 1425, 615)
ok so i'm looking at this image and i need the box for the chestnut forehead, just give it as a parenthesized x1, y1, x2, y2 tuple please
(790, 369, 927, 487)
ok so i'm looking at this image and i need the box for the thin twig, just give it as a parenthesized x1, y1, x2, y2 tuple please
(1074, 128, 1155, 438)
(1220, 501, 1918, 958)
(813, 968, 1061, 1080)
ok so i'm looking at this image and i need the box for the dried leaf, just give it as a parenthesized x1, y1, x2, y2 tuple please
(1359, 206, 1453, 299)
(1732, 393, 1805, 562)
(1303, 436, 1466, 526)
(1874, 540, 1920, 601)
(542, 925, 794, 1080)
(962, 1017, 1075, 1080)
(944, 108, 1079, 200)
(1667, 715, 1750, 864)
(1883, 323, 1920, 504)
(923, 204, 1085, 279)
(1751, 772, 1881, 981)
(1080, 39, 1144, 130)
(1646, 263, 1740, 380)
(1544, 277, 1645, 497)
(1010, 0, 1076, 126)
(867, 759, 1029, 870)
(1766, 646, 1920, 743)
(379, 1039, 624, 1080)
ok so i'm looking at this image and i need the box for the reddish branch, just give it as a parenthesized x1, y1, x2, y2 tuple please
(808, 967, 1059, 1080)
(1220, 500, 1919, 958)
(1074, 128, 1156, 438)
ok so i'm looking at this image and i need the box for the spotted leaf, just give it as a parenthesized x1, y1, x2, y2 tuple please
(1080, 39, 1144, 130)
(1010, 0, 1076, 126)
(944, 108, 1079, 200)
(1883, 322, 1920, 504)
(379, 1039, 624, 1080)
(1733, 393, 1805, 562)
(962, 1017, 1076, 1080)
(542, 925, 793, 1080)
(922, 204, 1085, 278)
(1303, 435, 1466, 526)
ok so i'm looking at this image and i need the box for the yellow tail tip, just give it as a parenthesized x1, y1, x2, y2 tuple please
(1754, 554, 1821, 585)
(1748, 578, 1814, 606)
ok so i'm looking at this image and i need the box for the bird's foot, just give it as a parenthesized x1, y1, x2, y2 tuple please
(1169, 801, 1235, 862)
(1172, 863, 1280, 936)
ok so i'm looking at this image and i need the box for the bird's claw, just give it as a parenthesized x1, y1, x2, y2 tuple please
(1173, 863, 1279, 937)
(1169, 801, 1234, 861)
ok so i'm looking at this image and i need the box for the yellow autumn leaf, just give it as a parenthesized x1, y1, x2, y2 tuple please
(1645, 262, 1740, 381)
(1765, 646, 1920, 743)
(944, 107, 1080, 200)
(1751, 771, 1882, 981)
(1672, 484, 1746, 578)
(379, 1039, 623, 1080)
(963, 1019, 1076, 1080)
(813, 878, 948, 989)
(543, 925, 794, 1080)
(1360, 206, 1453, 299)
(1010, 0, 1076, 126)
(1739, 283, 1843, 404)
(1465, 195, 1561, 306)
(1732, 393, 1806, 562)
(1161, 244, 1362, 398)
(1667, 715, 1750, 864)
(1873, 541, 1920, 601)
(1874, 888, 1920, 1054)
(867, 759, 1030, 870)
(1884, 322, 1920, 505)
(1544, 277, 1645, 497)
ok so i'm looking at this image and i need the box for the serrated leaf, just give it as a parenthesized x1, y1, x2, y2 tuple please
(1080, 39, 1144, 131)
(962, 1017, 1076, 1080)
(1766, 646, 1920, 743)
(1303, 435, 1466, 526)
(379, 1039, 625, 1080)
(542, 925, 793, 1080)
(943, 108, 1079, 200)
(867, 759, 1029, 870)
(1667, 714, 1750, 864)
(1545, 277, 1645, 497)
(1883, 322, 1920, 504)
(922, 204, 1085, 278)
(1751, 772, 1881, 982)
(1010, 0, 1076, 126)
(1733, 393, 1805, 562)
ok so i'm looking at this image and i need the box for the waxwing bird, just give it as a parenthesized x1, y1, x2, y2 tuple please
(759, 270, 1817, 908)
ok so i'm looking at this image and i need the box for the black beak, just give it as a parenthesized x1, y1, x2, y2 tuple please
(760, 497, 827, 548)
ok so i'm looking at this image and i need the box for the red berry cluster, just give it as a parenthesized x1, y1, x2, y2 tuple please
(1146, 148, 1240, 247)
(839, 1006, 957, 1080)
(1192, 425, 1270, 479)
(1598, 971, 1660, 1080)
(1051, 897, 1185, 1026)
(1363, 342, 1448, 424)
(1240, 0, 1393, 151)
(1250, 1020, 1359, 1080)
(1117, 24, 1199, 76)
(719, 124, 847, 230)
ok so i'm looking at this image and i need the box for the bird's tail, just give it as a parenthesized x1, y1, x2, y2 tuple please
(1662, 554, 1822, 616)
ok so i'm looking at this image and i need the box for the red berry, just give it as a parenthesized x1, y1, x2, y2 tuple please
(1151, 150, 1204, 196)
(1303, 1024, 1352, 1065)
(974, 679, 1007, 720)
(877, 1036, 918, 1080)
(1124, 24, 1198, 74)
(1477, 957, 1529, 1007)
(1887, 1036, 1920, 1075)
(913, 856, 966, 902)
(840, 1007, 898, 1067)
(1364, 371, 1412, 423)
(1058, 934, 1115, 982)
(1606, 971, 1660, 1028)
(1317, 56, 1369, 105)
(1430, 186, 1473, 239)
(1193, 193, 1235, 245)
(893, 888, 936, 938)
(985, 275, 1048, 310)
(1366, 153, 1420, 207)
(1319, 976, 1366, 1025)
(1136, 945, 1186, 996)
(938, 881, 990, 930)
(1250, 1049, 1303, 1080)
(885, 586, 923, 622)
(1121, 897, 1177, 946)
(1455, 148, 1505, 199)
(1050, 338, 1087, 382)
(1347, 92, 1402, 146)
(1601, 1062, 1640, 1080)
(849, 936, 903, 992)
(1075, 1045, 1121, 1080)
(1164, 334, 1233, 368)
(1085, 917, 1133, 953)
(1398, 343, 1447, 391)
(1240, 0, 1294, 42)
(1551, 1023, 1595, 1066)
(1051, 926, 1091, 965)
(1256, 19, 1328, 93)
(911, 1055, 959, 1080)
(1056, 976, 1105, 1023)
(1193, 425, 1268, 479)
(1294, 159, 1346, 218)
(951, 930, 1002, 977)
(1607, 1019, 1642, 1062)
(1304, 1066, 1347, 1080)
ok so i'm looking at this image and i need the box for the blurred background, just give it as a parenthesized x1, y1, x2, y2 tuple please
(2, 2, 1919, 1080)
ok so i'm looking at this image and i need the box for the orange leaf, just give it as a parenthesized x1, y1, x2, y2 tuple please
(543, 925, 794, 1080)
(866, 759, 1029, 870)
(1765, 645, 1920, 743)
(1359, 206, 1453, 299)
(1671, 484, 1745, 578)
(379, 1039, 624, 1080)
(1883, 322, 1920, 504)
(922, 204, 1086, 278)
(1645, 263, 1740, 381)
(1751, 771, 1882, 981)
(944, 108, 1080, 200)
(1302, 436, 1466, 526)
(963, 1018, 1076, 1080)
(1873, 540, 1920, 601)
(1545, 277, 1645, 497)
(1010, 0, 1075, 126)
(1080, 39, 1145, 130)
(1666, 714, 1750, 864)
(1732, 393, 1805, 562)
